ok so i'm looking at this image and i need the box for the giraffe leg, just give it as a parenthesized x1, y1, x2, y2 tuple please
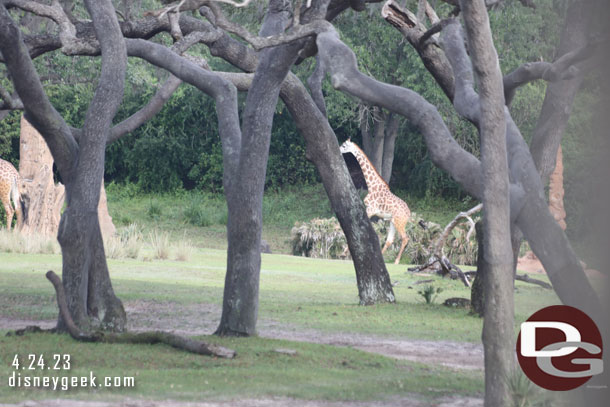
(10, 184, 23, 230)
(394, 229, 409, 265)
(2, 200, 14, 231)
(382, 222, 396, 254)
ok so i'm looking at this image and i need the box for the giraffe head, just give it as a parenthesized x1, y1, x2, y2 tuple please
(339, 139, 357, 155)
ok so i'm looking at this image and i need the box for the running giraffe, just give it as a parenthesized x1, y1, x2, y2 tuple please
(340, 140, 411, 264)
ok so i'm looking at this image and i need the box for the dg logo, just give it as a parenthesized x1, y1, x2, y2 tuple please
(517, 305, 604, 391)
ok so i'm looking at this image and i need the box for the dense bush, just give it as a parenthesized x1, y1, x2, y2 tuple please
(291, 213, 479, 265)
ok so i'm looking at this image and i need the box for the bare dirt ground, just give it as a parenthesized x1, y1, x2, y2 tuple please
(123, 300, 484, 370)
(1, 300, 484, 407)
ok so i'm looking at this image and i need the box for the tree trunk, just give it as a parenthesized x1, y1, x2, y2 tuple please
(459, 1, 515, 405)
(280, 75, 396, 305)
(381, 113, 399, 183)
(216, 0, 298, 336)
(361, 109, 399, 184)
(470, 221, 485, 317)
(361, 106, 385, 171)
(548, 145, 566, 230)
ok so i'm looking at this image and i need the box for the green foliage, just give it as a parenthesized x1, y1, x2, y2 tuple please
(182, 195, 228, 227)
(507, 370, 559, 407)
(146, 199, 163, 220)
(0, 111, 21, 165)
(417, 284, 444, 305)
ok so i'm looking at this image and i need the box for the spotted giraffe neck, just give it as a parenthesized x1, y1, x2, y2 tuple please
(349, 144, 389, 193)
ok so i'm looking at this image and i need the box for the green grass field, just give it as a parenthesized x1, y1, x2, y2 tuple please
(0, 185, 567, 405)
(0, 246, 561, 404)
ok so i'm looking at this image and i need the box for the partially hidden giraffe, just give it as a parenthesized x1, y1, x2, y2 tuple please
(0, 158, 27, 231)
(340, 140, 411, 264)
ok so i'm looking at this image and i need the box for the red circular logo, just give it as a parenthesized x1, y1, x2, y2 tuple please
(516, 305, 603, 391)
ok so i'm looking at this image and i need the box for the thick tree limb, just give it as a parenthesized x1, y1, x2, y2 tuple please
(515, 273, 552, 289)
(5, 0, 98, 55)
(441, 20, 480, 123)
(316, 27, 483, 198)
(307, 55, 328, 117)
(381, 0, 455, 100)
(105, 31, 223, 144)
(45, 270, 235, 358)
(107, 75, 182, 144)
(503, 41, 597, 105)
(0, 5, 78, 180)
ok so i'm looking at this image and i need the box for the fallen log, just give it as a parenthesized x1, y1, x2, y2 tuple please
(515, 273, 553, 290)
(44, 270, 235, 358)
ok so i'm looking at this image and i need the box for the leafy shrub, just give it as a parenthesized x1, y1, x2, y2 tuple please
(147, 200, 163, 220)
(182, 195, 227, 226)
(417, 284, 443, 304)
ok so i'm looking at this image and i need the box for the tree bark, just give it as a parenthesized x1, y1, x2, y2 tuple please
(216, 0, 303, 336)
(0, 1, 127, 332)
(458, 2, 515, 405)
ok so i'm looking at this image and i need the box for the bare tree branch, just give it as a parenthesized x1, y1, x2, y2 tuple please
(0, 85, 23, 110)
(0, 4, 77, 178)
(316, 27, 483, 198)
(382, 0, 455, 100)
(107, 75, 182, 144)
(5, 0, 98, 54)
(440, 19, 480, 122)
(503, 41, 597, 105)
(306, 55, 328, 117)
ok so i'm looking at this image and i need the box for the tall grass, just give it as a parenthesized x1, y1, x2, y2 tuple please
(104, 223, 143, 260)
(0, 229, 59, 254)
(149, 230, 170, 260)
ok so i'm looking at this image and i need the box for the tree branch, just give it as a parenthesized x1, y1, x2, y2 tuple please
(107, 75, 182, 144)
(0, 4, 78, 179)
(433, 203, 483, 255)
(440, 20, 481, 123)
(0, 85, 23, 110)
(382, 0, 455, 100)
(316, 27, 483, 199)
(106, 30, 224, 144)
(306, 55, 328, 117)
(503, 41, 597, 105)
(5, 0, 98, 55)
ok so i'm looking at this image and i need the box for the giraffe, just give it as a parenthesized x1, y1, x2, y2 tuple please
(0, 158, 28, 231)
(340, 140, 411, 264)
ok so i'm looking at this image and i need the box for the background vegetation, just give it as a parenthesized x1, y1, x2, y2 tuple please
(0, 0, 597, 257)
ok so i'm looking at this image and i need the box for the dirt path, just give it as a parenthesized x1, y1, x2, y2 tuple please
(0, 300, 484, 371)
(1, 301, 484, 407)
(123, 300, 484, 371)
